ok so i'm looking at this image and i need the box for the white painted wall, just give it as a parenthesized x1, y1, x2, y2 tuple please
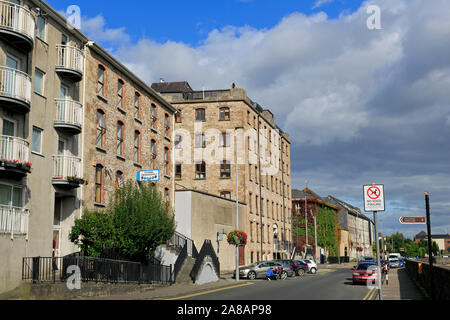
(175, 191, 192, 239)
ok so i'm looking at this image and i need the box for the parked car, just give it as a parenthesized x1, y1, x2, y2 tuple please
(296, 259, 318, 274)
(233, 261, 286, 280)
(270, 260, 300, 277)
(351, 262, 379, 285)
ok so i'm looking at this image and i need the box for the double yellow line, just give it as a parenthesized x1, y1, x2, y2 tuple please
(363, 288, 377, 300)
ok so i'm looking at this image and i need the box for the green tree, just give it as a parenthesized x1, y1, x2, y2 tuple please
(69, 181, 175, 262)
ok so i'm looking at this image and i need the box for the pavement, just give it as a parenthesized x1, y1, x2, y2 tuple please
(381, 267, 427, 300)
(89, 263, 427, 300)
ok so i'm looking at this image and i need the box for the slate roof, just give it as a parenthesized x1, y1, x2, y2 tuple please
(325, 195, 373, 224)
(292, 188, 322, 200)
(151, 81, 193, 93)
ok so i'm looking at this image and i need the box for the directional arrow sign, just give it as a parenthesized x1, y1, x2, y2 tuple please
(399, 216, 426, 224)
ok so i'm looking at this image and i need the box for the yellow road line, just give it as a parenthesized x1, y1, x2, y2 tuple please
(363, 288, 376, 300)
(165, 282, 254, 300)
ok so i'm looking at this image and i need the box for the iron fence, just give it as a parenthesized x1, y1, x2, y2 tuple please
(22, 255, 173, 285)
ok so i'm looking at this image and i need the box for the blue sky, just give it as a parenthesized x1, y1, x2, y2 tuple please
(45, 0, 450, 241)
(47, 0, 364, 46)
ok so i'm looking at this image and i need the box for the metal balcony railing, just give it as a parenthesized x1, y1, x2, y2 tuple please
(0, 66, 31, 105)
(0, 134, 29, 163)
(56, 45, 84, 75)
(0, 1, 35, 41)
(52, 155, 82, 180)
(55, 99, 83, 129)
(0, 205, 29, 239)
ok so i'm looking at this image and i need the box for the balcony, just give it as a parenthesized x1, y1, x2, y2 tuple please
(54, 99, 83, 134)
(52, 155, 83, 189)
(0, 205, 29, 239)
(0, 66, 31, 113)
(0, 1, 35, 51)
(55, 45, 84, 82)
(0, 135, 31, 179)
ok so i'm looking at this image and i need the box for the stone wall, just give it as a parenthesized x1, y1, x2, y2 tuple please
(405, 259, 450, 300)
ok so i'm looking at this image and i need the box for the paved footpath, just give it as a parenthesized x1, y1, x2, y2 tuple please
(381, 268, 427, 300)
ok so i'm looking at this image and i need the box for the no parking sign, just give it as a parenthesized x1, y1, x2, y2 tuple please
(363, 184, 385, 212)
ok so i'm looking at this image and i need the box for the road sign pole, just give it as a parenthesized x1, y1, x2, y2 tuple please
(425, 192, 435, 300)
(373, 211, 383, 300)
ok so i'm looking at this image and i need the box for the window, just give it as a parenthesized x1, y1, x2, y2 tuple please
(34, 69, 44, 95)
(134, 131, 140, 163)
(96, 110, 106, 148)
(36, 15, 46, 41)
(220, 132, 230, 147)
(164, 188, 170, 204)
(151, 104, 157, 129)
(115, 171, 124, 189)
(117, 80, 124, 109)
(117, 121, 124, 156)
(219, 107, 230, 121)
(195, 162, 206, 179)
(195, 133, 205, 148)
(151, 140, 157, 169)
(195, 108, 205, 121)
(220, 161, 231, 179)
(175, 163, 182, 179)
(175, 110, 182, 123)
(32, 127, 42, 154)
(134, 92, 140, 119)
(220, 191, 231, 199)
(164, 114, 170, 137)
(164, 147, 169, 176)
(95, 164, 104, 203)
(0, 184, 23, 208)
(97, 65, 105, 96)
(175, 135, 182, 149)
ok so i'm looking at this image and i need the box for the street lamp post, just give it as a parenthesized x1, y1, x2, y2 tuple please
(235, 126, 243, 281)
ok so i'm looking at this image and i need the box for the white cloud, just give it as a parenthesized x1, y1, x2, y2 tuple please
(312, 0, 335, 10)
(82, 14, 130, 45)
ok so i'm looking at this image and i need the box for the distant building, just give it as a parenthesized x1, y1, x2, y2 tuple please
(324, 196, 374, 260)
(414, 231, 450, 253)
(291, 188, 340, 259)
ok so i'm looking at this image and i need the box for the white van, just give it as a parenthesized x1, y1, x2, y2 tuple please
(389, 253, 401, 261)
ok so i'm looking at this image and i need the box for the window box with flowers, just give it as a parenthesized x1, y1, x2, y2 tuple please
(1, 159, 32, 173)
(227, 230, 248, 247)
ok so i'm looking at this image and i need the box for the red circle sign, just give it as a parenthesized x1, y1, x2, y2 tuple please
(367, 186, 381, 200)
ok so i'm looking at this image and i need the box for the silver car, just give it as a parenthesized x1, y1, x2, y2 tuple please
(233, 261, 287, 280)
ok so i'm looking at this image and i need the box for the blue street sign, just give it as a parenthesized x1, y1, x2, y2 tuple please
(137, 170, 160, 182)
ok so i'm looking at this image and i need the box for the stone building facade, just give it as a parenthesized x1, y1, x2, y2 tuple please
(82, 43, 177, 211)
(151, 82, 292, 265)
(0, 0, 88, 294)
(325, 195, 374, 260)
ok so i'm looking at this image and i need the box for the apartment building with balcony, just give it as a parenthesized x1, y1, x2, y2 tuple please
(82, 43, 177, 212)
(0, 0, 88, 293)
(151, 81, 292, 265)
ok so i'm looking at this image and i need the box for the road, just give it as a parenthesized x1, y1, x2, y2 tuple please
(179, 268, 376, 300)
